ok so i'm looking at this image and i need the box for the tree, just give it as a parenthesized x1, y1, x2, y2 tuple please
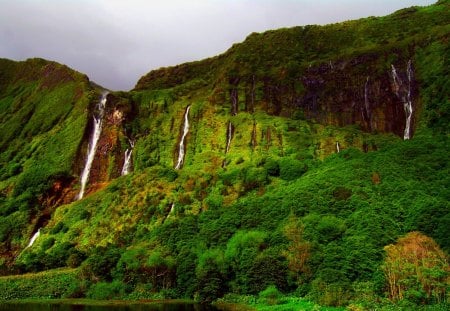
(282, 215, 312, 284)
(383, 231, 449, 304)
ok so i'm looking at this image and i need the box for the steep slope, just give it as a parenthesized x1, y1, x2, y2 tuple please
(0, 58, 92, 260)
(135, 1, 449, 137)
(0, 59, 133, 265)
(0, 0, 449, 308)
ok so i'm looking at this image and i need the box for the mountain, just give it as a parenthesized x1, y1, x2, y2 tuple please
(0, 1, 448, 308)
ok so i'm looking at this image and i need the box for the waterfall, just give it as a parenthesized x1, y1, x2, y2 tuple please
(175, 106, 190, 170)
(121, 140, 135, 176)
(336, 141, 340, 153)
(167, 203, 175, 219)
(77, 91, 108, 200)
(26, 229, 40, 248)
(391, 64, 401, 97)
(404, 60, 413, 140)
(225, 121, 233, 154)
(391, 62, 414, 140)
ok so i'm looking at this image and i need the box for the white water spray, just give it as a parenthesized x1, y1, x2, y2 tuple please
(77, 92, 108, 200)
(121, 140, 135, 176)
(404, 60, 413, 140)
(167, 203, 175, 220)
(391, 62, 414, 140)
(175, 106, 190, 170)
(26, 229, 40, 248)
(391, 64, 401, 97)
(225, 121, 233, 154)
(336, 142, 340, 153)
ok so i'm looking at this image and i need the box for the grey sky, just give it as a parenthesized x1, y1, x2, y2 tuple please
(0, 0, 436, 91)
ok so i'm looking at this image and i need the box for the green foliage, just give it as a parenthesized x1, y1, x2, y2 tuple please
(0, 269, 81, 300)
(86, 280, 127, 300)
(0, 2, 449, 309)
(264, 158, 280, 177)
(196, 248, 228, 303)
(279, 158, 307, 181)
(259, 285, 281, 305)
(80, 246, 122, 281)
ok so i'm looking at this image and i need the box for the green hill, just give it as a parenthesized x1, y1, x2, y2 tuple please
(0, 1, 448, 309)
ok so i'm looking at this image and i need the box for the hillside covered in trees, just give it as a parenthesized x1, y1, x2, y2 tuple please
(0, 1, 449, 309)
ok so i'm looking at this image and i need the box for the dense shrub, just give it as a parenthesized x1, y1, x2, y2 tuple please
(279, 158, 307, 181)
(81, 246, 122, 281)
(86, 280, 127, 300)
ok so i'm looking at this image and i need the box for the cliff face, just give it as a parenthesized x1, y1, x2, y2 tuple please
(74, 92, 134, 197)
(252, 54, 417, 138)
(135, 1, 449, 140)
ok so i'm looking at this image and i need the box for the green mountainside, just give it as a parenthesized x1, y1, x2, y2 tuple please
(0, 1, 449, 309)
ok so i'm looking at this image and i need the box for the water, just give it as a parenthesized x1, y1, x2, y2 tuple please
(391, 63, 414, 140)
(175, 106, 190, 170)
(0, 302, 218, 311)
(404, 60, 413, 140)
(391, 64, 401, 97)
(26, 229, 40, 248)
(166, 203, 175, 219)
(77, 92, 108, 200)
(121, 140, 135, 176)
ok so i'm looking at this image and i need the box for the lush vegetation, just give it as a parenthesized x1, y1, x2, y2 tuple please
(0, 1, 449, 310)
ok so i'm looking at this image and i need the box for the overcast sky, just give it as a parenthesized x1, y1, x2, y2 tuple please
(0, 0, 436, 91)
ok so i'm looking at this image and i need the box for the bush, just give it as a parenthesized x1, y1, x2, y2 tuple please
(259, 285, 281, 305)
(279, 158, 307, 181)
(264, 158, 280, 176)
(86, 280, 126, 300)
(159, 167, 178, 182)
(81, 246, 122, 281)
(41, 237, 56, 251)
(243, 167, 268, 192)
(66, 249, 86, 268)
(205, 191, 224, 210)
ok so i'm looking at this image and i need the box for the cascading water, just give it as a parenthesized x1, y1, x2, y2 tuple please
(167, 203, 175, 220)
(391, 64, 401, 97)
(391, 62, 414, 140)
(77, 92, 108, 200)
(404, 60, 413, 140)
(175, 106, 190, 170)
(336, 141, 340, 153)
(26, 229, 40, 248)
(121, 140, 135, 176)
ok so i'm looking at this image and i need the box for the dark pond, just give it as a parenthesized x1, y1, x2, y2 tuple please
(0, 302, 220, 311)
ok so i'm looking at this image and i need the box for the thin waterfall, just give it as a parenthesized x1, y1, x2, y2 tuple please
(26, 229, 40, 248)
(336, 141, 340, 153)
(121, 140, 135, 176)
(225, 121, 233, 154)
(404, 60, 413, 140)
(391, 62, 414, 140)
(77, 92, 108, 200)
(175, 106, 190, 170)
(391, 64, 401, 97)
(167, 203, 175, 219)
